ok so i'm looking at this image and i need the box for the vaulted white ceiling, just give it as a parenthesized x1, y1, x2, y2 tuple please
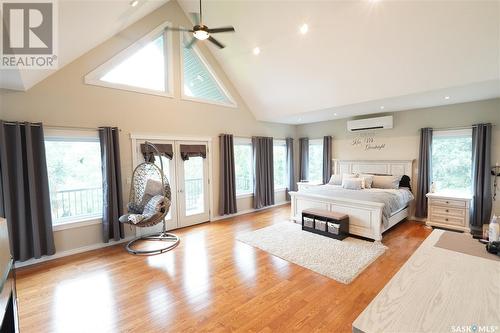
(178, 0, 500, 124)
(0, 0, 168, 91)
(2, 0, 499, 124)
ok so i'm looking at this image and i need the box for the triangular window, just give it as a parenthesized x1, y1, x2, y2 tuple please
(181, 33, 235, 107)
(85, 23, 172, 96)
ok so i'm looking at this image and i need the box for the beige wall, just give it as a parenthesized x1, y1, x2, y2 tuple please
(0, 0, 295, 253)
(296, 98, 500, 217)
(0, 0, 498, 258)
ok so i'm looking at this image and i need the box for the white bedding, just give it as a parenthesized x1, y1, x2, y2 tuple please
(300, 185, 414, 226)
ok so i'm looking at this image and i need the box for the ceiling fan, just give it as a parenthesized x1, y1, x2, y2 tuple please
(169, 0, 235, 49)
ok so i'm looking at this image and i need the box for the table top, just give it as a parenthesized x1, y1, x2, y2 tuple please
(352, 229, 500, 333)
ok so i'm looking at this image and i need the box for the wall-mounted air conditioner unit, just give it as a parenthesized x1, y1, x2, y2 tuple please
(347, 115, 393, 132)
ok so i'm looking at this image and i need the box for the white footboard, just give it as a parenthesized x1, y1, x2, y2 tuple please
(290, 191, 385, 241)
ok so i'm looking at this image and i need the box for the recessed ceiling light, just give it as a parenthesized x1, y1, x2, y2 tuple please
(444, 96, 450, 100)
(334, 113, 338, 116)
(299, 23, 309, 35)
(130, 0, 139, 7)
(253, 47, 261, 55)
(380, 106, 385, 110)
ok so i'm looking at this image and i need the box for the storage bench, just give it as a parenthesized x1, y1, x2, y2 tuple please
(301, 209, 349, 240)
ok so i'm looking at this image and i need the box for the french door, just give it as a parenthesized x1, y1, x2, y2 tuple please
(133, 139, 210, 234)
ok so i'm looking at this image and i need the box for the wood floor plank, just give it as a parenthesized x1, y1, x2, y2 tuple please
(15, 205, 431, 333)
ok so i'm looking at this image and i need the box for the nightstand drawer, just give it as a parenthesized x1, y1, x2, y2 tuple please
(430, 206, 465, 218)
(429, 198, 466, 208)
(429, 214, 466, 227)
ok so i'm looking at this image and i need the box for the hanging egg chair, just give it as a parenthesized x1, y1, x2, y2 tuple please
(119, 142, 180, 255)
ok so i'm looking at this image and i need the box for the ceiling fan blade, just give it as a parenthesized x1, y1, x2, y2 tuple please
(166, 27, 194, 32)
(208, 26, 235, 33)
(185, 37, 198, 49)
(208, 36, 225, 49)
(189, 12, 200, 25)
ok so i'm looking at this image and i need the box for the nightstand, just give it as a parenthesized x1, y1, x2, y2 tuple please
(426, 192, 472, 232)
(297, 181, 322, 191)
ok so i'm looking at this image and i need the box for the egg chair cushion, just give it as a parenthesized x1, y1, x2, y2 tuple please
(127, 179, 164, 214)
(120, 195, 166, 225)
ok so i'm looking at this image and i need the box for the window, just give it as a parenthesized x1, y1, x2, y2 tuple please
(101, 35, 165, 91)
(45, 132, 103, 225)
(181, 32, 235, 107)
(308, 139, 323, 183)
(85, 23, 172, 96)
(273, 140, 287, 189)
(234, 138, 253, 196)
(432, 129, 473, 194)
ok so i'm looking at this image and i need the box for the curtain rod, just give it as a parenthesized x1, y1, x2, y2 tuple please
(425, 124, 496, 131)
(1, 122, 121, 132)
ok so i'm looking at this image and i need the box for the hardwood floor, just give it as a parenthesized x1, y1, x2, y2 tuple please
(16, 205, 431, 333)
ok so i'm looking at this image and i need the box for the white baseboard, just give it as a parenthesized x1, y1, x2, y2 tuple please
(14, 236, 135, 268)
(211, 201, 290, 222)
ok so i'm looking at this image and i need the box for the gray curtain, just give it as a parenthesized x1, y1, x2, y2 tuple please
(286, 138, 295, 199)
(219, 134, 237, 215)
(299, 137, 309, 181)
(99, 127, 124, 242)
(0, 121, 55, 261)
(323, 136, 333, 184)
(471, 123, 492, 237)
(415, 128, 433, 218)
(252, 136, 274, 209)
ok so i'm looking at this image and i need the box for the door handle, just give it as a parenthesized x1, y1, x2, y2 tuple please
(179, 189, 183, 193)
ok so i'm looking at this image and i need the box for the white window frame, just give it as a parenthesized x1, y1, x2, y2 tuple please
(84, 22, 174, 98)
(179, 30, 237, 108)
(45, 128, 103, 231)
(234, 137, 254, 198)
(273, 139, 287, 191)
(431, 128, 473, 194)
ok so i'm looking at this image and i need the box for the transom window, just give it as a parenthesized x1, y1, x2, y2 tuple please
(181, 32, 235, 107)
(308, 139, 323, 183)
(273, 140, 287, 189)
(234, 138, 253, 196)
(45, 131, 103, 225)
(432, 129, 473, 194)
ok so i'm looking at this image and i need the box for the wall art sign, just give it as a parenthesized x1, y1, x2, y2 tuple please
(351, 135, 386, 151)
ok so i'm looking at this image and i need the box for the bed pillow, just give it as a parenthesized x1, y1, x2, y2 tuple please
(342, 178, 363, 190)
(372, 175, 402, 189)
(328, 174, 343, 185)
(359, 174, 374, 189)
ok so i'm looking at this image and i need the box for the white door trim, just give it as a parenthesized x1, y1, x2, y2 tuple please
(129, 133, 214, 231)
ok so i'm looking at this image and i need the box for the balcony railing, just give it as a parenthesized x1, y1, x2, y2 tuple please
(50, 187, 103, 223)
(185, 178, 203, 212)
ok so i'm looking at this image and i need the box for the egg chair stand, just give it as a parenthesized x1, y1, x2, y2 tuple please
(120, 142, 180, 255)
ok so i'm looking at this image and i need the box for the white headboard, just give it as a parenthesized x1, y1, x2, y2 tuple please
(333, 159, 414, 177)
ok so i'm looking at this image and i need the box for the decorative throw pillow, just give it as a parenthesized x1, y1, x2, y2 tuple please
(372, 175, 402, 189)
(342, 178, 363, 190)
(328, 174, 343, 185)
(359, 174, 374, 189)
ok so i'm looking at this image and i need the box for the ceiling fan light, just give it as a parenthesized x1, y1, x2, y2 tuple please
(193, 30, 209, 40)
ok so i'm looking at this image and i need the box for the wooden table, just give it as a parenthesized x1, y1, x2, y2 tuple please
(353, 229, 500, 333)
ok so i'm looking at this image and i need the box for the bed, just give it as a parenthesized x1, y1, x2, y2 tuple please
(290, 159, 415, 241)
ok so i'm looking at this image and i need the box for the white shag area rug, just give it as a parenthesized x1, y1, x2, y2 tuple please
(236, 222, 387, 284)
